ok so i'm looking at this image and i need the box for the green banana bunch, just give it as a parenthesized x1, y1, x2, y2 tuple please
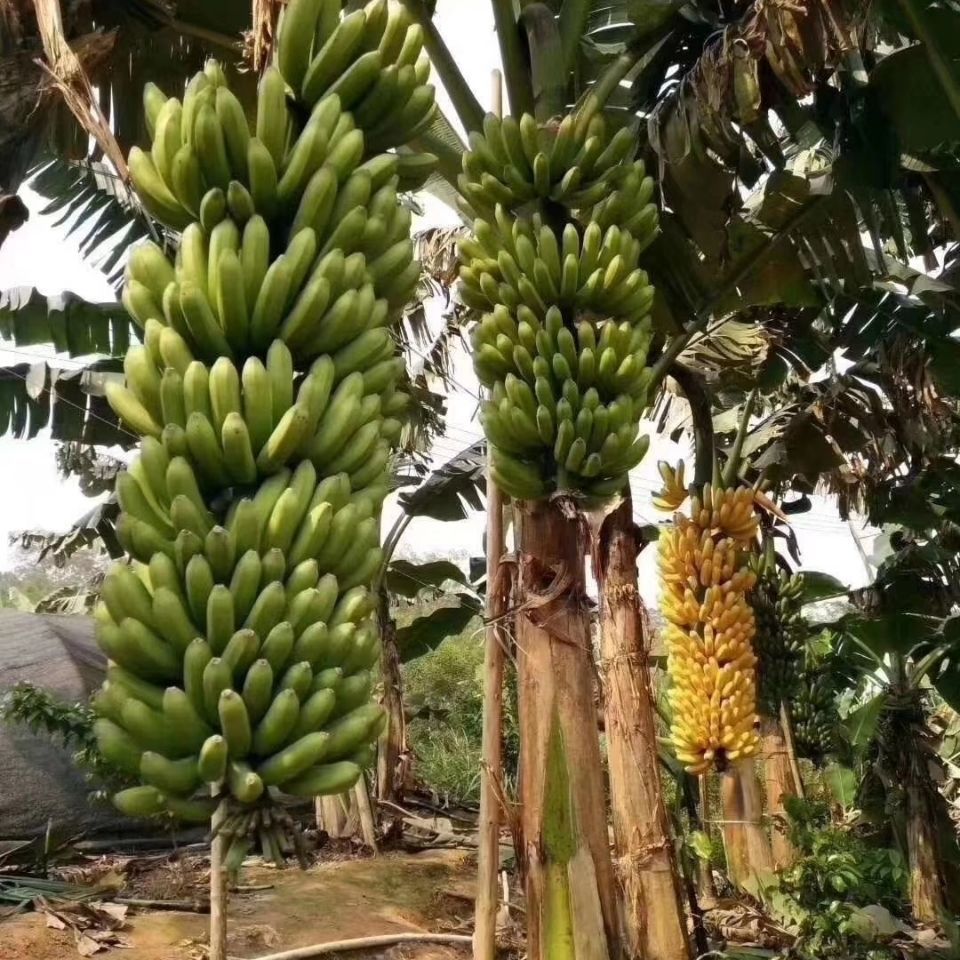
(789, 663, 837, 762)
(457, 110, 656, 229)
(457, 119, 660, 501)
(130, 2, 440, 236)
(108, 334, 404, 488)
(458, 210, 656, 320)
(99, 0, 439, 864)
(750, 551, 806, 715)
(790, 646, 840, 764)
(285, 0, 438, 154)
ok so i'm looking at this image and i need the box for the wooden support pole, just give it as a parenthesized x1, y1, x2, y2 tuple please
(209, 798, 228, 960)
(474, 68, 506, 960)
(474, 473, 507, 960)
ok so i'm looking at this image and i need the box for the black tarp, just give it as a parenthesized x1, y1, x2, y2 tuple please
(0, 610, 129, 837)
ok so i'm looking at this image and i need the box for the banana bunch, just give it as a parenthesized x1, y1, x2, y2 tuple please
(113, 442, 388, 587)
(97, 0, 435, 856)
(658, 480, 761, 774)
(122, 170, 418, 365)
(653, 459, 688, 512)
(107, 334, 404, 489)
(459, 110, 657, 233)
(458, 111, 660, 502)
(750, 554, 806, 715)
(283, 0, 437, 155)
(132, 1, 437, 234)
(458, 210, 655, 320)
(472, 304, 652, 498)
(97, 455, 385, 846)
(790, 662, 837, 762)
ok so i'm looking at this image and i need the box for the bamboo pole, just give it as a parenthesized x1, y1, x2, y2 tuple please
(474, 69, 507, 960)
(209, 798, 228, 960)
(595, 496, 691, 960)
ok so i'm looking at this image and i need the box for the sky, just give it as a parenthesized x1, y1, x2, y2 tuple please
(0, 1, 885, 603)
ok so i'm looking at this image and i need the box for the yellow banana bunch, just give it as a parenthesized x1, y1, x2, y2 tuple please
(457, 111, 660, 502)
(659, 479, 761, 774)
(652, 459, 687, 512)
(97, 0, 435, 864)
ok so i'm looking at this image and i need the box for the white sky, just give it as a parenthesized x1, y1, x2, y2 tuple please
(0, 0, 883, 603)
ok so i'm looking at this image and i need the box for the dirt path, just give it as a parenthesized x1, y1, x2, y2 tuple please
(2, 849, 477, 960)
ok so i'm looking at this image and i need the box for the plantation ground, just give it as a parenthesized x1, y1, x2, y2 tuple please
(2, 849, 476, 960)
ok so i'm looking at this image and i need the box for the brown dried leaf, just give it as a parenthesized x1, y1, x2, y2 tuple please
(76, 934, 103, 956)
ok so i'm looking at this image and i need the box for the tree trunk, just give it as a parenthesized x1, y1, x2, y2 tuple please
(719, 761, 773, 894)
(906, 782, 946, 923)
(595, 497, 691, 960)
(376, 591, 407, 807)
(515, 497, 619, 960)
(759, 715, 797, 869)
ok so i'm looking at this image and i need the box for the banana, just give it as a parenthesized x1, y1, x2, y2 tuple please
(256, 66, 290, 168)
(278, 0, 326, 92)
(199, 187, 227, 233)
(241, 215, 270, 313)
(194, 103, 231, 190)
(185, 411, 230, 488)
(247, 137, 280, 222)
(106, 382, 162, 439)
(239, 357, 274, 455)
(179, 281, 233, 360)
(326, 50, 381, 110)
(250, 256, 294, 350)
(252, 392, 305, 470)
(143, 82, 168, 139)
(215, 248, 249, 352)
(278, 123, 329, 211)
(221, 412, 258, 484)
(302, 10, 366, 105)
(128, 147, 192, 231)
(291, 165, 339, 240)
(226, 180, 255, 225)
(280, 274, 331, 349)
(283, 229, 318, 310)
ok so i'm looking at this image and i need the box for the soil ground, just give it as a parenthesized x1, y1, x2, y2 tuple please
(2, 847, 479, 960)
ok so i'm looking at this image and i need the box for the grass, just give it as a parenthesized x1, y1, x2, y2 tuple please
(403, 617, 519, 805)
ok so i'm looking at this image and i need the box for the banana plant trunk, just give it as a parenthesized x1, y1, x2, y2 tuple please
(719, 761, 773, 895)
(758, 714, 798, 869)
(595, 497, 691, 960)
(905, 776, 948, 922)
(515, 497, 620, 960)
